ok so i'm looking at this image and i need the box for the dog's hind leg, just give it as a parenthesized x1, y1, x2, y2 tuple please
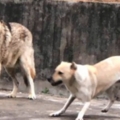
(20, 50, 36, 100)
(101, 99, 114, 113)
(50, 94, 75, 117)
(0, 64, 2, 75)
(101, 86, 115, 113)
(6, 68, 19, 98)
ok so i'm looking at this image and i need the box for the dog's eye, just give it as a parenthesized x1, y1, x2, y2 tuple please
(58, 71, 63, 75)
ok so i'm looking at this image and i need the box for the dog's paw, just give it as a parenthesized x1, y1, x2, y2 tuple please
(8, 92, 17, 98)
(49, 111, 61, 117)
(101, 109, 108, 113)
(75, 116, 84, 120)
(75, 117, 83, 120)
(28, 94, 36, 100)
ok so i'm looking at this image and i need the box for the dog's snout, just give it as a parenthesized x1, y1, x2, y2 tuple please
(47, 77, 52, 82)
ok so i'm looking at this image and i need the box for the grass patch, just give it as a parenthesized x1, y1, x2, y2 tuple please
(41, 87, 49, 94)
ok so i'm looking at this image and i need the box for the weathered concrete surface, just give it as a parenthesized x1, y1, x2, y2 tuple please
(0, 75, 70, 96)
(0, 91, 120, 120)
(1, 0, 120, 80)
(1, 0, 120, 97)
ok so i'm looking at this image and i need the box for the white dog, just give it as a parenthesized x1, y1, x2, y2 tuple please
(47, 56, 120, 120)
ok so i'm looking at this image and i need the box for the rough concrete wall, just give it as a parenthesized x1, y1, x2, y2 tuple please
(53, 0, 120, 3)
(0, 0, 120, 81)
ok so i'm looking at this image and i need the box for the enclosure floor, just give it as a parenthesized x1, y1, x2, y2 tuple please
(0, 91, 119, 120)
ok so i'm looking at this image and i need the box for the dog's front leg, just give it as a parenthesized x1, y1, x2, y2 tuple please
(5, 68, 19, 98)
(75, 102, 90, 120)
(50, 94, 76, 117)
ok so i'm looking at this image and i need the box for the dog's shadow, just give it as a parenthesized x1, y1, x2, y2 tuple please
(58, 113, 120, 120)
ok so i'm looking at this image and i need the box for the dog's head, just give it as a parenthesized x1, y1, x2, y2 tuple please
(47, 61, 77, 86)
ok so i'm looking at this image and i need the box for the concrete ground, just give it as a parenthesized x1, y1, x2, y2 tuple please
(0, 91, 119, 120)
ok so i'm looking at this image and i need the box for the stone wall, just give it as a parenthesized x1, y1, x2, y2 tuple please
(0, 0, 120, 93)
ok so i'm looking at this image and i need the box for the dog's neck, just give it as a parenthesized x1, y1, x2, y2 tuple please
(64, 65, 89, 87)
(74, 65, 89, 82)
(64, 65, 93, 101)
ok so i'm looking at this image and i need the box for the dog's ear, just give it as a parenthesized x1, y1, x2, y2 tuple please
(70, 62, 77, 70)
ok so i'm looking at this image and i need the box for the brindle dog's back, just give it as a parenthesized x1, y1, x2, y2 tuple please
(10, 22, 32, 45)
(1, 22, 33, 67)
(0, 21, 36, 99)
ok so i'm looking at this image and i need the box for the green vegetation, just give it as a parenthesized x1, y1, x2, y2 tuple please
(41, 88, 49, 94)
